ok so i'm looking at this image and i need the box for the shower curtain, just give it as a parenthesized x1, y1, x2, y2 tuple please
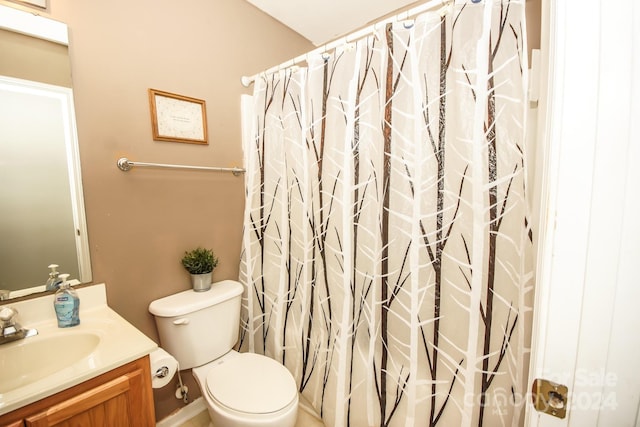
(239, 1, 533, 426)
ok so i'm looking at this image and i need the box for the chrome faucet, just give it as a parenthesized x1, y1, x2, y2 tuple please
(0, 306, 38, 345)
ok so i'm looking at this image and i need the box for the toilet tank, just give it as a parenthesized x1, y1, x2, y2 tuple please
(148, 280, 244, 369)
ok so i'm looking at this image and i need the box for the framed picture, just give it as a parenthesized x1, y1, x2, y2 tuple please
(148, 89, 208, 145)
(4, 0, 48, 11)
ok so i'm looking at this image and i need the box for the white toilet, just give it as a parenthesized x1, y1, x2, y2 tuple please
(149, 280, 298, 427)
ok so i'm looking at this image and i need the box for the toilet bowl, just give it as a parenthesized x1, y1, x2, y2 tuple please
(192, 351, 298, 427)
(148, 280, 298, 427)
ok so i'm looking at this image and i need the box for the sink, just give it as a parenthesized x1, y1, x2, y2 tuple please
(0, 332, 100, 393)
(0, 284, 157, 417)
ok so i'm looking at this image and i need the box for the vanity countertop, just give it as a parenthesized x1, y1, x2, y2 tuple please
(0, 283, 158, 416)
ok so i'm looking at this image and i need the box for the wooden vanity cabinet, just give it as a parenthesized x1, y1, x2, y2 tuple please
(0, 356, 155, 427)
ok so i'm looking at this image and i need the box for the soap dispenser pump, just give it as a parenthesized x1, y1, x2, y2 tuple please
(45, 264, 62, 291)
(53, 273, 80, 328)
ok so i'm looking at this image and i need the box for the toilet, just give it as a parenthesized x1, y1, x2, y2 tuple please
(149, 280, 298, 427)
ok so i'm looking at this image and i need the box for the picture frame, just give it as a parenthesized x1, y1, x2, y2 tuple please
(4, 0, 48, 12)
(148, 89, 208, 145)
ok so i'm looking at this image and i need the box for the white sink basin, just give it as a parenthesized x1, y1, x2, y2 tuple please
(0, 332, 100, 393)
(0, 284, 157, 416)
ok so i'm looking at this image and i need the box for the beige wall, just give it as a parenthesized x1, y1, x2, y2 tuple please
(0, 29, 72, 87)
(39, 0, 313, 420)
(527, 0, 541, 55)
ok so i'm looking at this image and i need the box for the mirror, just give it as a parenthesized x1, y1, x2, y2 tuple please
(0, 5, 91, 299)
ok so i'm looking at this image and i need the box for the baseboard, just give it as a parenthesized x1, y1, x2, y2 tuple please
(156, 397, 207, 427)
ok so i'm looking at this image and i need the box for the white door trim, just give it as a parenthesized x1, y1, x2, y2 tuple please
(526, 0, 640, 426)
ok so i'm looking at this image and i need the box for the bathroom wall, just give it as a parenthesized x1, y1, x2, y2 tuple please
(0, 29, 71, 87)
(527, 0, 541, 55)
(40, 0, 313, 420)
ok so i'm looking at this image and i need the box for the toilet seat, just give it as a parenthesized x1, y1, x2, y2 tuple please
(205, 353, 297, 415)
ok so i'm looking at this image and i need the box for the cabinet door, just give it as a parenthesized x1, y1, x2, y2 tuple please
(24, 368, 146, 427)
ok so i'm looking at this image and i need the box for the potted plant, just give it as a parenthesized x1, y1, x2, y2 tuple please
(181, 247, 219, 292)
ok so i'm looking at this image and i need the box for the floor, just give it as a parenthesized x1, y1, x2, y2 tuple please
(177, 398, 324, 427)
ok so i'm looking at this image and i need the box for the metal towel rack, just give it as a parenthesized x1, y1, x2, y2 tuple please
(116, 157, 245, 176)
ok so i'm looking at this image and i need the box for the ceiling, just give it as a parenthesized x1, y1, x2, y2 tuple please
(245, 0, 420, 46)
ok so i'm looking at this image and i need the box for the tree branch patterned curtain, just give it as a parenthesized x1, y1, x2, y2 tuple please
(239, 1, 533, 426)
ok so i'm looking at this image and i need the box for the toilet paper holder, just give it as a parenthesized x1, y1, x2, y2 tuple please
(154, 366, 170, 379)
(149, 348, 187, 402)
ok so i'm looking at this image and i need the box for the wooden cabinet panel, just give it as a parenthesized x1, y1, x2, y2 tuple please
(0, 356, 154, 427)
(25, 374, 131, 426)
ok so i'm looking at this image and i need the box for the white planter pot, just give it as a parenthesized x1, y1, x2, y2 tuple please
(190, 272, 212, 292)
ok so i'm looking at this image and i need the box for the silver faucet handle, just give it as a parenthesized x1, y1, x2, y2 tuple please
(0, 306, 18, 324)
(0, 306, 35, 343)
(0, 306, 19, 337)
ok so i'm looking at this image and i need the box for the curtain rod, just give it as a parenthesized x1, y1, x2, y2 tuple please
(241, 0, 453, 87)
(116, 157, 245, 176)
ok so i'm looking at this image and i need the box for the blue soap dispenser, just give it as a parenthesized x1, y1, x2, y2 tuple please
(53, 273, 80, 328)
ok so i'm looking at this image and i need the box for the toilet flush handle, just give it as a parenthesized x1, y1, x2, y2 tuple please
(172, 318, 190, 325)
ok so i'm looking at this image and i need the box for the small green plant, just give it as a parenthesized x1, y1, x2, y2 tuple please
(181, 247, 218, 275)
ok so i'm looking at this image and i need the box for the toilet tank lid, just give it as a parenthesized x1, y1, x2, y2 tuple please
(148, 280, 243, 317)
